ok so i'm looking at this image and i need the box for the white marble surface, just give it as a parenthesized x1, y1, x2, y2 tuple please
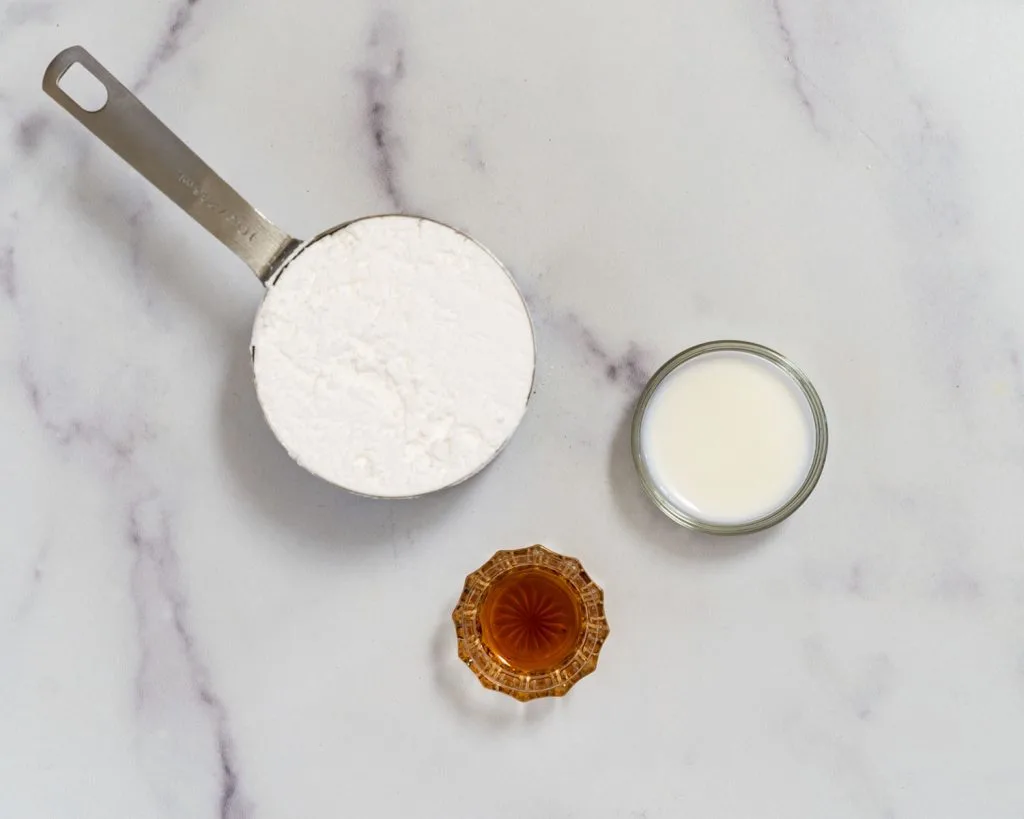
(2, 1, 1024, 816)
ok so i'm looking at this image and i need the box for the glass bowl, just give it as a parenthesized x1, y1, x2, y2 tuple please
(452, 545, 609, 701)
(631, 340, 828, 535)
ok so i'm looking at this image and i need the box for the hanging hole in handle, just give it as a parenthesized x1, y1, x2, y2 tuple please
(56, 62, 109, 112)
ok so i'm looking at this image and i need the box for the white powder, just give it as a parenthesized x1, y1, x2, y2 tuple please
(251, 216, 535, 497)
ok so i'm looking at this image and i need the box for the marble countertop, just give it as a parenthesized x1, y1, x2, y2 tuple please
(3, 1, 1024, 816)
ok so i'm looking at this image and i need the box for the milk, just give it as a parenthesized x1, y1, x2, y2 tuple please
(639, 351, 815, 525)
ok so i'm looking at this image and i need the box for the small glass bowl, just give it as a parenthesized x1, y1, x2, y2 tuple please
(631, 340, 828, 535)
(452, 545, 609, 702)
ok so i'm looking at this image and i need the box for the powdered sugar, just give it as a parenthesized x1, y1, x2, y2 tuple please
(251, 216, 535, 497)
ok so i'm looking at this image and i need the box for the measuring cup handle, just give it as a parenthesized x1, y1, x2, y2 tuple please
(43, 46, 300, 285)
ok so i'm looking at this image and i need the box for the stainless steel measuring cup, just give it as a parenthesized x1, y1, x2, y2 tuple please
(43, 46, 536, 497)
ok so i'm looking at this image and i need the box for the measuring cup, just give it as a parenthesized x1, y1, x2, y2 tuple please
(43, 46, 537, 498)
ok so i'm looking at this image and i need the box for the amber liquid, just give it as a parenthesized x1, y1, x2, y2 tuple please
(478, 568, 584, 673)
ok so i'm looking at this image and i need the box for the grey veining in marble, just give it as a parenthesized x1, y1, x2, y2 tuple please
(359, 9, 407, 211)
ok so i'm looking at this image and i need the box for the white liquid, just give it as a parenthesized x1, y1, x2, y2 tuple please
(639, 351, 815, 525)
